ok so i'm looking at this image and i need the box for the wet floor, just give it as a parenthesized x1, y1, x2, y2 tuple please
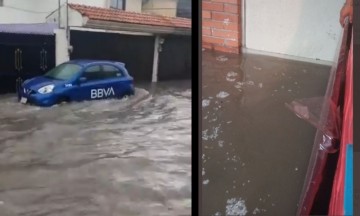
(201, 51, 331, 215)
(0, 81, 191, 216)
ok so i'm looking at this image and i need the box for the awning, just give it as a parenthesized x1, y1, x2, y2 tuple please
(0, 23, 57, 35)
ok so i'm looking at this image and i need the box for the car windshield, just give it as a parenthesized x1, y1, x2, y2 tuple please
(44, 63, 82, 81)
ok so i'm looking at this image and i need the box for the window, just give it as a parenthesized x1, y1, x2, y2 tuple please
(110, 0, 125, 10)
(176, 0, 191, 18)
(44, 63, 81, 81)
(102, 65, 122, 78)
(83, 65, 102, 81)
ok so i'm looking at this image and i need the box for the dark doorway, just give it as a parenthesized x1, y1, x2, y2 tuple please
(0, 33, 55, 94)
(158, 35, 191, 81)
(70, 30, 155, 82)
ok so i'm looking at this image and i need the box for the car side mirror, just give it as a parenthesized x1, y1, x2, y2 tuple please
(79, 77, 87, 83)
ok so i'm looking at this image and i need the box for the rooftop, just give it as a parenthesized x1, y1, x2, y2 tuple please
(68, 4, 191, 30)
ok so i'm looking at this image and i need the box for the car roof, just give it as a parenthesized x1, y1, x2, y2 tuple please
(66, 59, 125, 67)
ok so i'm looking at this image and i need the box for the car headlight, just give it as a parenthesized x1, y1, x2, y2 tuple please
(38, 84, 55, 94)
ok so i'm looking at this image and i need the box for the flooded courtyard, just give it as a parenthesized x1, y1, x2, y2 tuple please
(201, 51, 331, 215)
(0, 81, 191, 216)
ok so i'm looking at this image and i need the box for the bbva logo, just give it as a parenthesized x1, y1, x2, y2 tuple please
(91, 87, 115, 99)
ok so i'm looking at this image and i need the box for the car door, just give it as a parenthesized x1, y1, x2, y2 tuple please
(76, 64, 115, 101)
(101, 64, 127, 98)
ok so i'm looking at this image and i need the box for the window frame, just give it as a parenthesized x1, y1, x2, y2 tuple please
(82, 65, 103, 82)
(101, 64, 124, 79)
(110, 0, 126, 10)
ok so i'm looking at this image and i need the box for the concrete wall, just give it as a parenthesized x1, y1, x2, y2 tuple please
(54, 28, 69, 65)
(125, 0, 142, 13)
(0, 0, 135, 24)
(245, 0, 343, 61)
(142, 0, 178, 17)
(202, 0, 242, 53)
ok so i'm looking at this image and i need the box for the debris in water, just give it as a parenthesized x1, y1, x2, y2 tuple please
(202, 129, 209, 140)
(288, 89, 292, 92)
(202, 168, 205, 176)
(272, 203, 275, 207)
(253, 208, 261, 214)
(227, 121, 232, 124)
(242, 163, 245, 167)
(253, 66, 262, 70)
(216, 91, 230, 98)
(295, 167, 298, 171)
(202, 48, 205, 51)
(258, 83, 263, 88)
(0, 201, 3, 205)
(214, 212, 222, 216)
(294, 81, 298, 85)
(218, 140, 224, 147)
(226, 71, 238, 82)
(203, 179, 210, 185)
(216, 55, 228, 62)
(281, 85, 285, 89)
(202, 99, 210, 107)
(226, 198, 247, 216)
(247, 180, 250, 183)
(246, 81, 255, 85)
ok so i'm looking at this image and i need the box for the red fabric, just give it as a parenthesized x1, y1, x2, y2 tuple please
(329, 30, 353, 215)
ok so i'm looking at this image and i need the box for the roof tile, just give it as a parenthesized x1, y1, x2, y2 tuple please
(69, 4, 191, 29)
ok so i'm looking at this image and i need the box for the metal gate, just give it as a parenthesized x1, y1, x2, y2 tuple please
(0, 33, 55, 94)
(158, 35, 191, 81)
(70, 30, 155, 82)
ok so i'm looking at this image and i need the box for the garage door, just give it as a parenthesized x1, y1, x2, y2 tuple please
(70, 30, 155, 82)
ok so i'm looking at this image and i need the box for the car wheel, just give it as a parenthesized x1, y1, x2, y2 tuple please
(57, 96, 69, 105)
(122, 95, 129, 100)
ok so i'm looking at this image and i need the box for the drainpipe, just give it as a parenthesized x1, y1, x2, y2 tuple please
(66, 0, 72, 56)
(58, 0, 61, 28)
(242, 0, 246, 48)
(152, 35, 160, 82)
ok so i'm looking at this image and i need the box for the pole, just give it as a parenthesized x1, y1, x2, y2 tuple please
(58, 0, 61, 28)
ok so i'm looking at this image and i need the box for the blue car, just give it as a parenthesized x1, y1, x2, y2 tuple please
(18, 60, 135, 107)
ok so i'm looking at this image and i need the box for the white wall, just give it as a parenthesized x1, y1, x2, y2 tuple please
(142, 0, 178, 17)
(0, 0, 108, 24)
(126, 0, 142, 13)
(245, 0, 344, 61)
(54, 29, 69, 65)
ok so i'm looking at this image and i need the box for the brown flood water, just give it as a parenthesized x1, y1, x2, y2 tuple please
(201, 51, 330, 216)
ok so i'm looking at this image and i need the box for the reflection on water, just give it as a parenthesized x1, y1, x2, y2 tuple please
(0, 81, 191, 216)
(201, 50, 330, 216)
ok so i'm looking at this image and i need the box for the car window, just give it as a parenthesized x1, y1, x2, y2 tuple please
(83, 65, 102, 81)
(102, 65, 122, 78)
(44, 63, 81, 81)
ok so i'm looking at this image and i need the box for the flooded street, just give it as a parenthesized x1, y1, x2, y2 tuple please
(0, 81, 191, 216)
(201, 51, 330, 215)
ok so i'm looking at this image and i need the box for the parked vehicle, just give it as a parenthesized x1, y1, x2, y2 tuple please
(17, 60, 134, 107)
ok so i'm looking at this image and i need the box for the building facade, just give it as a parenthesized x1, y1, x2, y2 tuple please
(0, 0, 191, 93)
